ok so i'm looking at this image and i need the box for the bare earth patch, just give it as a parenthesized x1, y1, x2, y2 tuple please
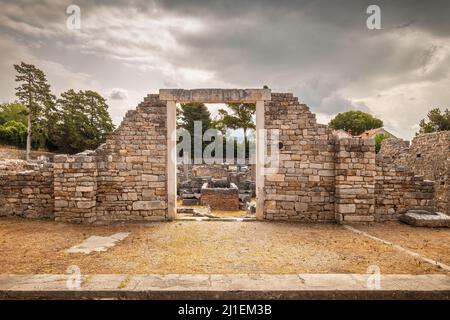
(0, 218, 448, 275)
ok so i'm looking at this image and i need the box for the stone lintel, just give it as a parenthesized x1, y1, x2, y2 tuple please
(159, 88, 271, 103)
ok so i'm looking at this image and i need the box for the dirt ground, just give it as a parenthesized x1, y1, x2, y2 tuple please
(176, 199, 250, 218)
(0, 218, 449, 275)
(356, 222, 450, 266)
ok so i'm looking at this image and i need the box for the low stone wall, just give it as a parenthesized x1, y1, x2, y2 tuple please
(201, 182, 240, 211)
(0, 162, 53, 219)
(0, 145, 55, 161)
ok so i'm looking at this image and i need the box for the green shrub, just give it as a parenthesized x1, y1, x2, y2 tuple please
(0, 120, 27, 147)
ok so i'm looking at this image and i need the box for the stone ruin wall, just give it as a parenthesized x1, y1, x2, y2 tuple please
(375, 154, 435, 220)
(264, 93, 336, 221)
(335, 139, 376, 223)
(379, 132, 449, 215)
(0, 161, 53, 219)
(52, 94, 168, 224)
(408, 132, 449, 215)
(0, 89, 446, 224)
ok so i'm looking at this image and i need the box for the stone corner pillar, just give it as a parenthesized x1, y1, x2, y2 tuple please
(335, 138, 375, 223)
(53, 154, 98, 224)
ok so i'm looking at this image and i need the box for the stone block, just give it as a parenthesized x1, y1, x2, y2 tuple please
(132, 201, 165, 210)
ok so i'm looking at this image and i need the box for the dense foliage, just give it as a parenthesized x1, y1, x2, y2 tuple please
(328, 110, 383, 136)
(1, 62, 116, 155)
(418, 108, 450, 134)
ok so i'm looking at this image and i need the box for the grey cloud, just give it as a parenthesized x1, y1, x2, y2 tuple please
(0, 0, 449, 140)
(290, 78, 370, 115)
(109, 88, 128, 100)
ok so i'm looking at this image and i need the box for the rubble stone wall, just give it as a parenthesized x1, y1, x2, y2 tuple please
(0, 162, 53, 219)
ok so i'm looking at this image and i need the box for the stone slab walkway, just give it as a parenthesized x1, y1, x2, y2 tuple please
(1, 274, 449, 299)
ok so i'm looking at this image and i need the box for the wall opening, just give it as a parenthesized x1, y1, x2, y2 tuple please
(175, 102, 257, 219)
(161, 89, 269, 221)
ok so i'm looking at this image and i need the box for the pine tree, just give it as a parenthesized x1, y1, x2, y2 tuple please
(177, 103, 212, 159)
(14, 62, 55, 160)
(217, 103, 256, 159)
(418, 108, 450, 134)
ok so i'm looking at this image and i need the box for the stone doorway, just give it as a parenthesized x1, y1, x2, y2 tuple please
(159, 89, 271, 221)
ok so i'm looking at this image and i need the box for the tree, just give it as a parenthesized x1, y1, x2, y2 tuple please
(51, 90, 115, 154)
(328, 110, 383, 136)
(177, 103, 212, 159)
(14, 62, 56, 160)
(0, 102, 28, 126)
(216, 103, 255, 159)
(374, 132, 391, 153)
(418, 108, 450, 134)
(0, 121, 27, 147)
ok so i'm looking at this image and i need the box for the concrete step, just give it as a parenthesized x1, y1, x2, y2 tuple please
(1, 274, 449, 300)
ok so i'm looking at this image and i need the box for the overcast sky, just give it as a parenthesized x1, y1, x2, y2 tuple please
(0, 0, 449, 139)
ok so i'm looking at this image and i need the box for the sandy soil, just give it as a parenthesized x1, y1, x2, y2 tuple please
(0, 218, 448, 275)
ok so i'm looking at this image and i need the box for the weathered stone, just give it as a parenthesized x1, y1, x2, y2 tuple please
(132, 201, 165, 210)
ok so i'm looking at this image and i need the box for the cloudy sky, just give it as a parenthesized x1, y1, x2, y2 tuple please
(0, 0, 449, 139)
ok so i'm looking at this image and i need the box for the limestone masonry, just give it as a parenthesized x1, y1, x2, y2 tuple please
(0, 89, 448, 224)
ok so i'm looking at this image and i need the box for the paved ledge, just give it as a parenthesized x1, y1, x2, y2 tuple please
(1, 274, 449, 300)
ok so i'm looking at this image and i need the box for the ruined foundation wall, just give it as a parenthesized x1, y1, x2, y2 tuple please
(0, 162, 54, 219)
(264, 93, 336, 221)
(200, 182, 240, 211)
